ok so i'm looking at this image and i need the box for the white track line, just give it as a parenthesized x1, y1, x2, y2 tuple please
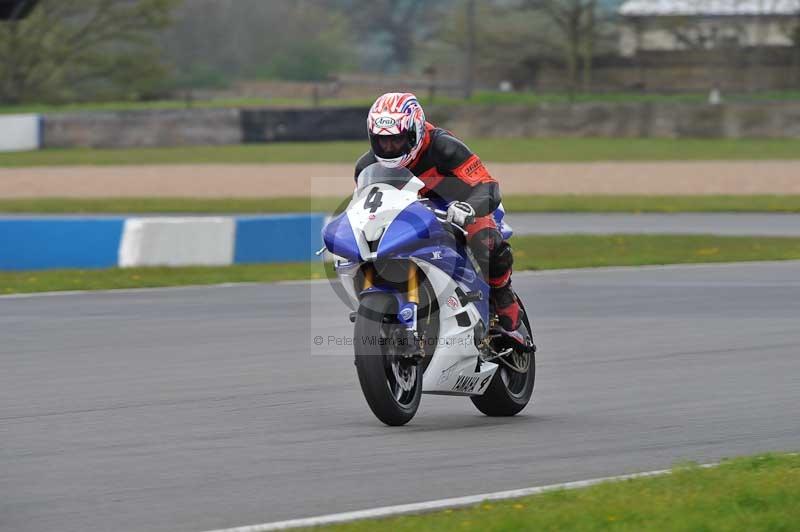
(204, 463, 719, 532)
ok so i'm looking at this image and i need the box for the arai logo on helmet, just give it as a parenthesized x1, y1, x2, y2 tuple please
(374, 116, 397, 128)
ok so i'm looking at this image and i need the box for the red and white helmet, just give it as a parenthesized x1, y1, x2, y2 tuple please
(367, 92, 426, 168)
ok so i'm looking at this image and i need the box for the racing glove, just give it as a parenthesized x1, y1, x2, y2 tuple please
(446, 201, 476, 227)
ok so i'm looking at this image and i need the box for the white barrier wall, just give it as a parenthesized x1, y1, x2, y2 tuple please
(0, 114, 40, 152)
(119, 218, 235, 267)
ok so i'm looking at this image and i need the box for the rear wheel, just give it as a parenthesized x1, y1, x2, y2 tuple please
(354, 292, 421, 426)
(471, 297, 536, 416)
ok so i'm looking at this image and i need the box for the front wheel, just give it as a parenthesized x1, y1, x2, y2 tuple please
(354, 293, 422, 426)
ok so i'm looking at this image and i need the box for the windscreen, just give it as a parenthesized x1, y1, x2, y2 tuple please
(356, 163, 415, 194)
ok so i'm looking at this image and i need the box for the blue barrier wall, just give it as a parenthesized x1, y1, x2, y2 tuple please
(234, 214, 325, 264)
(0, 215, 327, 271)
(0, 218, 125, 270)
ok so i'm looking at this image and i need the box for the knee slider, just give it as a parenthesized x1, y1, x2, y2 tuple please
(468, 228, 500, 272)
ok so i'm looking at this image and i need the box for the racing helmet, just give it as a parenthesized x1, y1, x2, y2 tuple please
(367, 92, 426, 168)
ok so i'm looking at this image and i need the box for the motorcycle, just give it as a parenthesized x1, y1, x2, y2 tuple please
(321, 163, 535, 426)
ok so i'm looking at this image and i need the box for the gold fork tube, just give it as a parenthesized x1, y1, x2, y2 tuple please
(362, 266, 374, 290)
(407, 262, 419, 304)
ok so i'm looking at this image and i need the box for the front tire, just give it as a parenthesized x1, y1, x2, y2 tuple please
(354, 292, 421, 426)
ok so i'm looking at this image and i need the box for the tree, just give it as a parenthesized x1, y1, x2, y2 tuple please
(524, 0, 599, 94)
(161, 0, 354, 82)
(0, 0, 39, 20)
(324, 0, 453, 73)
(0, 0, 179, 104)
(347, 0, 426, 71)
(433, 0, 571, 91)
(779, 4, 800, 89)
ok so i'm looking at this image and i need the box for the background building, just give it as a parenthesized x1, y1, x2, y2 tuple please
(619, 0, 800, 55)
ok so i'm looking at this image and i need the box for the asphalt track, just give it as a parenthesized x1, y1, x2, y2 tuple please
(2, 261, 800, 532)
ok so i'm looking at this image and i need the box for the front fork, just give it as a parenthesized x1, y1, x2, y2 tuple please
(401, 263, 425, 359)
(362, 262, 423, 357)
(399, 262, 419, 333)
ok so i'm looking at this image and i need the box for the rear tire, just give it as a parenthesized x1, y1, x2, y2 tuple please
(471, 297, 535, 416)
(354, 292, 421, 426)
(470, 354, 534, 416)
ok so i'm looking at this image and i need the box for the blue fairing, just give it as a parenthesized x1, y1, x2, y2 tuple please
(377, 202, 447, 257)
(408, 245, 490, 322)
(383, 204, 489, 321)
(322, 212, 361, 262)
(323, 200, 491, 323)
(493, 205, 514, 240)
(492, 206, 505, 226)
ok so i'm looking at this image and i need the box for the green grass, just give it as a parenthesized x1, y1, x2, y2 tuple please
(3, 234, 800, 295)
(511, 234, 800, 270)
(500, 195, 800, 213)
(303, 452, 800, 531)
(3, 195, 800, 214)
(0, 262, 324, 295)
(4, 89, 800, 114)
(0, 197, 345, 214)
(0, 142, 366, 166)
(3, 138, 800, 167)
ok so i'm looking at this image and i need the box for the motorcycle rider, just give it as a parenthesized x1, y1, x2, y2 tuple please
(354, 92, 523, 332)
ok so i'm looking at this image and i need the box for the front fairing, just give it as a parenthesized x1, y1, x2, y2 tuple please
(320, 173, 489, 323)
(322, 176, 424, 263)
(376, 201, 448, 257)
(322, 212, 361, 262)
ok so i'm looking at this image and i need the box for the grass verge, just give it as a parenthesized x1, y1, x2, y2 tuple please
(510, 234, 800, 270)
(0, 262, 323, 295)
(501, 195, 800, 214)
(3, 195, 800, 214)
(3, 234, 800, 295)
(0, 197, 344, 214)
(3, 138, 800, 167)
(303, 452, 800, 532)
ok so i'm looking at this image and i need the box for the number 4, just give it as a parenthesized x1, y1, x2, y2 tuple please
(364, 187, 383, 213)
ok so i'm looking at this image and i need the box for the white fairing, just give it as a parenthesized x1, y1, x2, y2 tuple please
(414, 258, 498, 395)
(346, 177, 422, 262)
(335, 176, 499, 396)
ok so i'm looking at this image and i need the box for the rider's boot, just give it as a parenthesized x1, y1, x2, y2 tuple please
(484, 238, 522, 331)
(490, 280, 522, 332)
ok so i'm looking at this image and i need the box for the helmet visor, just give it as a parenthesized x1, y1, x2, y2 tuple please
(370, 132, 412, 160)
